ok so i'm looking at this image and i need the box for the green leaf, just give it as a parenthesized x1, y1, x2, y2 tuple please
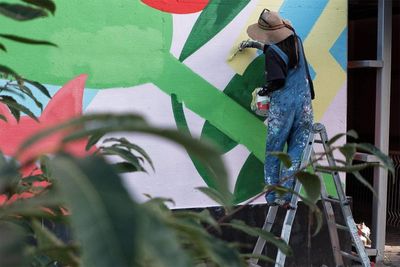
(295, 171, 321, 204)
(224, 219, 293, 256)
(269, 151, 292, 168)
(23, 79, 51, 98)
(315, 163, 379, 173)
(49, 155, 142, 267)
(21, 0, 56, 14)
(100, 146, 145, 172)
(111, 162, 142, 173)
(0, 114, 7, 121)
(233, 154, 264, 204)
(327, 130, 358, 146)
(179, 0, 251, 61)
(0, 34, 56, 47)
(85, 132, 103, 150)
(0, 64, 20, 79)
(339, 144, 356, 164)
(0, 95, 38, 121)
(31, 220, 80, 266)
(13, 83, 43, 111)
(196, 186, 232, 210)
(0, 3, 47, 21)
(103, 137, 154, 171)
(352, 171, 377, 198)
(0, 221, 29, 267)
(240, 253, 275, 264)
(173, 209, 220, 232)
(356, 143, 395, 175)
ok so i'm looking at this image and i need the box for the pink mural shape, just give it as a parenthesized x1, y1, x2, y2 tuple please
(142, 0, 209, 14)
(0, 74, 95, 205)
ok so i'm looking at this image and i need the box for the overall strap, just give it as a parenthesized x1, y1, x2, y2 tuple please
(296, 35, 315, 99)
(268, 44, 289, 66)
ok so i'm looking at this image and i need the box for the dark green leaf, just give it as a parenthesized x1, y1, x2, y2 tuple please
(179, 0, 251, 61)
(327, 130, 358, 146)
(31, 220, 80, 266)
(240, 253, 275, 264)
(315, 163, 378, 173)
(173, 210, 220, 232)
(0, 95, 38, 121)
(339, 144, 356, 164)
(356, 143, 395, 175)
(269, 151, 292, 168)
(224, 219, 292, 256)
(23, 79, 51, 98)
(103, 137, 154, 171)
(49, 155, 142, 267)
(0, 3, 47, 21)
(0, 64, 20, 79)
(0, 34, 56, 47)
(86, 133, 103, 150)
(13, 84, 43, 111)
(295, 171, 321, 204)
(21, 0, 55, 14)
(352, 171, 377, 198)
(101, 146, 145, 172)
(196, 186, 232, 210)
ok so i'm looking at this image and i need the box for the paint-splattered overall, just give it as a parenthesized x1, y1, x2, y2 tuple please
(265, 37, 313, 204)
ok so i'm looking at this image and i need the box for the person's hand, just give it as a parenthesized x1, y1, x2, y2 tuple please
(239, 40, 250, 51)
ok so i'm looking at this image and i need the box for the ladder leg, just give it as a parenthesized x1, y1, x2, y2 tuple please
(275, 180, 302, 267)
(315, 123, 371, 267)
(249, 205, 279, 266)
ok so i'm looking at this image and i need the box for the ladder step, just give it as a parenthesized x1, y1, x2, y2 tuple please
(314, 139, 324, 144)
(323, 196, 350, 205)
(335, 223, 349, 231)
(340, 251, 362, 262)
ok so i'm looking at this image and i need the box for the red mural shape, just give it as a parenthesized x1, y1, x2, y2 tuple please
(0, 74, 95, 205)
(142, 0, 209, 14)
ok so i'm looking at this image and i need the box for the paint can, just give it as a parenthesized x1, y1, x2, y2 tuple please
(250, 87, 270, 117)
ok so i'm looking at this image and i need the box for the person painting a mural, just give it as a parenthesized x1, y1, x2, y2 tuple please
(239, 9, 315, 208)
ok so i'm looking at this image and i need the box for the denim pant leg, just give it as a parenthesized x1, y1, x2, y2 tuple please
(280, 94, 313, 201)
(264, 93, 295, 203)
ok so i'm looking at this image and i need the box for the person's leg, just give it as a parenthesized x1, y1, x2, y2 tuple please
(280, 94, 313, 202)
(265, 93, 295, 204)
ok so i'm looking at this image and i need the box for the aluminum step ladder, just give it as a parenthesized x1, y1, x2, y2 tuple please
(248, 123, 370, 267)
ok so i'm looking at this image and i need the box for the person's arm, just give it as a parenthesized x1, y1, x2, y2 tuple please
(239, 39, 265, 51)
(258, 48, 288, 95)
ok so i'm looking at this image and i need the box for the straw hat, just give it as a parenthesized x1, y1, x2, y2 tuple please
(247, 9, 294, 45)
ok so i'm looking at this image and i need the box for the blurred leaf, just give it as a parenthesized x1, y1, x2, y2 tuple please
(0, 114, 6, 121)
(327, 130, 358, 146)
(23, 79, 51, 98)
(269, 151, 292, 168)
(0, 3, 47, 21)
(13, 83, 43, 111)
(339, 144, 356, 164)
(85, 132, 103, 150)
(315, 163, 378, 173)
(179, 0, 250, 61)
(111, 162, 143, 173)
(0, 95, 38, 121)
(19, 113, 231, 203)
(49, 154, 142, 267)
(100, 146, 145, 172)
(0, 34, 56, 47)
(0, 221, 29, 267)
(103, 137, 154, 171)
(197, 187, 232, 210)
(224, 219, 292, 256)
(0, 64, 20, 79)
(21, 0, 55, 14)
(352, 171, 377, 198)
(241, 253, 275, 264)
(173, 209, 220, 232)
(295, 171, 321, 204)
(0, 42, 6, 51)
(233, 154, 264, 204)
(356, 143, 395, 175)
(31, 220, 80, 266)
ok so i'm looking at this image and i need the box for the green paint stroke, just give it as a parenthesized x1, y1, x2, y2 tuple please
(179, 0, 251, 62)
(233, 154, 264, 204)
(0, 0, 173, 88)
(157, 54, 266, 161)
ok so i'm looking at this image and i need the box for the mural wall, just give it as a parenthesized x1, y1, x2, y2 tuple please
(0, 0, 347, 208)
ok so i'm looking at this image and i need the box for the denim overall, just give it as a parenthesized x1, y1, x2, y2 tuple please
(264, 36, 314, 204)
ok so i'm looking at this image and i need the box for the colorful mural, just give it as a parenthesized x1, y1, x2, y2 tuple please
(0, 0, 347, 208)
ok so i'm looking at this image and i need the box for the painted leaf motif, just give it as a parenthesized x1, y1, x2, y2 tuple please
(179, 0, 251, 61)
(233, 154, 264, 204)
(141, 0, 209, 14)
